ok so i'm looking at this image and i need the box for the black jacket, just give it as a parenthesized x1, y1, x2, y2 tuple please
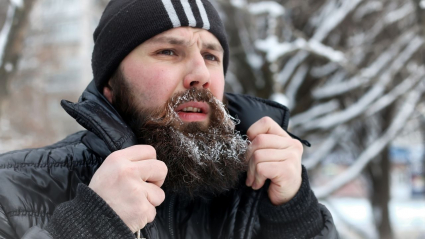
(0, 81, 338, 239)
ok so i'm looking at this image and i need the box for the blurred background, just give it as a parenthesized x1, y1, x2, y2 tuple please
(0, 0, 424, 238)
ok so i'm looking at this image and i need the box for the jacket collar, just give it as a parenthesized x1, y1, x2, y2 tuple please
(61, 80, 290, 155)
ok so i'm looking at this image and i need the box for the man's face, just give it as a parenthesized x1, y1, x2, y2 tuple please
(105, 27, 248, 197)
(112, 27, 225, 127)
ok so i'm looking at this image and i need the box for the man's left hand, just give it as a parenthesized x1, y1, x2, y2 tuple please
(245, 117, 303, 206)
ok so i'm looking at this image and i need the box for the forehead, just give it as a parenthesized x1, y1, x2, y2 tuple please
(144, 27, 223, 50)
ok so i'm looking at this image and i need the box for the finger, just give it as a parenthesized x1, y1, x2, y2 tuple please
(246, 117, 290, 141)
(252, 162, 283, 190)
(135, 159, 168, 186)
(246, 148, 290, 187)
(115, 145, 157, 162)
(245, 135, 295, 162)
(144, 183, 166, 207)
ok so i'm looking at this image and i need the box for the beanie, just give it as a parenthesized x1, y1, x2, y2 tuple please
(92, 0, 229, 92)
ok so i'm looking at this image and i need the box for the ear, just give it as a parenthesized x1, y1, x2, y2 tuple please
(103, 81, 113, 103)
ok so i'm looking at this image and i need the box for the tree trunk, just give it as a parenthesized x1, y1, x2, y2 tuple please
(368, 107, 394, 239)
(0, 0, 35, 103)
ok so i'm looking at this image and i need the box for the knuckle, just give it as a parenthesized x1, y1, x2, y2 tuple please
(157, 161, 168, 174)
(252, 150, 263, 163)
(143, 145, 157, 156)
(157, 188, 166, 203)
(293, 139, 303, 151)
(147, 206, 157, 223)
(255, 163, 266, 176)
(253, 134, 266, 147)
(260, 116, 273, 124)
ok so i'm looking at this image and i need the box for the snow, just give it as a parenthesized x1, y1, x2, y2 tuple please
(302, 126, 346, 170)
(312, 0, 363, 42)
(385, 2, 414, 24)
(230, 0, 247, 9)
(255, 36, 300, 62)
(305, 86, 385, 130)
(322, 198, 425, 239)
(270, 93, 290, 107)
(290, 100, 340, 127)
(308, 40, 345, 62)
(366, 70, 424, 116)
(285, 64, 309, 110)
(255, 36, 345, 63)
(305, 35, 423, 129)
(310, 62, 339, 78)
(276, 51, 309, 85)
(4, 62, 13, 72)
(421, 0, 425, 9)
(10, 0, 23, 8)
(314, 83, 425, 198)
(312, 29, 416, 99)
(0, 4, 16, 66)
(248, 1, 285, 17)
(353, 1, 383, 21)
(246, 53, 263, 70)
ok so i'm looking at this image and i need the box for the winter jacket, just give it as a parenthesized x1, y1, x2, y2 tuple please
(0, 81, 339, 239)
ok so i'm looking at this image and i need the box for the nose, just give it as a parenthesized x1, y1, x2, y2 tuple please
(183, 53, 210, 89)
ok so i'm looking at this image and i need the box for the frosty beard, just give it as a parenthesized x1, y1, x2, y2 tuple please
(110, 70, 249, 198)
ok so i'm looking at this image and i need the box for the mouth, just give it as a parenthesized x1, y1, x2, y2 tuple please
(175, 101, 210, 122)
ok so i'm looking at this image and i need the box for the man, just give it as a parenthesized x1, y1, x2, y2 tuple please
(0, 0, 338, 238)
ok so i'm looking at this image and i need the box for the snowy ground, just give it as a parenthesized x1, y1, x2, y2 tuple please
(321, 198, 425, 239)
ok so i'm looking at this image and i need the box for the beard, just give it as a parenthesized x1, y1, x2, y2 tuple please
(110, 70, 249, 198)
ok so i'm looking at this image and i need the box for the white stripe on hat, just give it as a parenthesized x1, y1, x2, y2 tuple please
(161, 0, 181, 28)
(196, 0, 210, 30)
(181, 0, 197, 27)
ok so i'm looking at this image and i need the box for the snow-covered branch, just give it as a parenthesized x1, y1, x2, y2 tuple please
(285, 64, 309, 110)
(303, 125, 347, 170)
(384, 2, 414, 24)
(301, 36, 424, 131)
(247, 1, 285, 17)
(290, 100, 340, 127)
(312, 0, 363, 42)
(366, 69, 425, 116)
(313, 30, 416, 99)
(0, 4, 17, 66)
(314, 81, 425, 199)
(353, 1, 383, 21)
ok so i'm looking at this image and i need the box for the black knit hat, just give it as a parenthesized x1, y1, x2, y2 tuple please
(92, 0, 229, 92)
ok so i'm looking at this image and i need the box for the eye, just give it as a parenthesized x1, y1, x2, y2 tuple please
(158, 49, 176, 56)
(204, 54, 219, 62)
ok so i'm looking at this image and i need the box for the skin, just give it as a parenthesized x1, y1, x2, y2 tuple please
(90, 27, 303, 233)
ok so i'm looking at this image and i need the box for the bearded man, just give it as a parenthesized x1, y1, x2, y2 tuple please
(0, 0, 338, 238)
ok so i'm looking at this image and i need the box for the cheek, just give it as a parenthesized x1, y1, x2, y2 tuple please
(125, 65, 177, 107)
(209, 72, 225, 101)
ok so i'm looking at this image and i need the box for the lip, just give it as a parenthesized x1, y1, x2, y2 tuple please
(175, 101, 210, 122)
(175, 101, 210, 114)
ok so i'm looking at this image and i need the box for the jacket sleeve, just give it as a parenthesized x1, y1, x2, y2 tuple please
(0, 204, 18, 239)
(43, 183, 135, 239)
(1, 184, 135, 239)
(256, 166, 339, 239)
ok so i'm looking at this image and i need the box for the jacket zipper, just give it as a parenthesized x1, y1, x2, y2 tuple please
(168, 194, 176, 239)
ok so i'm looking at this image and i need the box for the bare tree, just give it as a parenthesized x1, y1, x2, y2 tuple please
(216, 0, 425, 238)
(0, 0, 34, 104)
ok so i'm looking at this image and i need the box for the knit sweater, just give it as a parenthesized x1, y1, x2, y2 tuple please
(45, 166, 322, 239)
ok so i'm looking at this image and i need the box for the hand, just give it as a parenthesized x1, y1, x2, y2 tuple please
(89, 145, 167, 233)
(245, 117, 303, 205)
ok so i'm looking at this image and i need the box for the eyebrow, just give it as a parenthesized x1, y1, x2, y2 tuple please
(150, 36, 224, 53)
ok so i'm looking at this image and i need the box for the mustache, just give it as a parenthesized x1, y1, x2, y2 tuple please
(140, 88, 233, 133)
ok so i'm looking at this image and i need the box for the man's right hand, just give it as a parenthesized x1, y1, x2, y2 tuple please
(88, 145, 167, 233)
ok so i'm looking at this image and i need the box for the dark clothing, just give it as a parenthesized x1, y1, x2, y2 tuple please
(0, 81, 338, 239)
